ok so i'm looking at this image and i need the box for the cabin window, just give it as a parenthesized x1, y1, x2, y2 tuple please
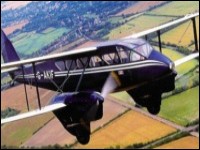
(116, 45, 144, 63)
(134, 42, 153, 58)
(89, 56, 102, 67)
(101, 51, 120, 65)
(116, 46, 130, 63)
(55, 61, 66, 71)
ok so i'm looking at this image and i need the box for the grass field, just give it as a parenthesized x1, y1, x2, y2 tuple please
(148, 1, 199, 16)
(75, 110, 176, 149)
(11, 27, 70, 55)
(155, 136, 199, 149)
(158, 17, 199, 48)
(159, 86, 199, 126)
(105, 15, 175, 39)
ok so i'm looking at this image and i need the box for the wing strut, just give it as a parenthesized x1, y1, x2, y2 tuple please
(21, 65, 30, 111)
(157, 30, 162, 53)
(75, 57, 90, 92)
(32, 62, 41, 110)
(192, 17, 199, 51)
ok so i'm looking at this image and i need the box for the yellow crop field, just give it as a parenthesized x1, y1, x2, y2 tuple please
(75, 110, 176, 149)
(160, 17, 199, 48)
(155, 136, 199, 149)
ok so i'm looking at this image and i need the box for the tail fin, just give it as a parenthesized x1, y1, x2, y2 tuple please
(1, 29, 20, 63)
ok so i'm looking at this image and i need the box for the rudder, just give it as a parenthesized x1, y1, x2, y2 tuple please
(1, 29, 20, 63)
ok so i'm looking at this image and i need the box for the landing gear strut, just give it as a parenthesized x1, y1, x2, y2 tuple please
(133, 93, 161, 115)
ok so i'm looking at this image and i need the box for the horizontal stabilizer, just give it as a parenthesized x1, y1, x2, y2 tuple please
(1, 103, 66, 125)
(174, 52, 199, 67)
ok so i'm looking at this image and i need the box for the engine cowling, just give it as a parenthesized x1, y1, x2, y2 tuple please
(51, 91, 104, 144)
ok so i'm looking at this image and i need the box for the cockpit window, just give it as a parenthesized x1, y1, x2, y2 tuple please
(116, 45, 144, 62)
(120, 38, 153, 58)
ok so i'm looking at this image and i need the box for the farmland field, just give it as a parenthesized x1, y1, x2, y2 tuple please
(158, 16, 199, 48)
(3, 20, 29, 35)
(1, 85, 57, 146)
(75, 110, 176, 149)
(148, 1, 199, 16)
(159, 86, 199, 126)
(22, 98, 128, 147)
(155, 136, 199, 149)
(105, 15, 175, 40)
(51, 38, 86, 54)
(1, 85, 56, 111)
(1, 1, 32, 11)
(116, 1, 166, 15)
(1, 113, 54, 147)
(11, 27, 70, 55)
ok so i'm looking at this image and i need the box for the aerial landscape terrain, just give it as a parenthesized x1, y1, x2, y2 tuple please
(1, 1, 199, 149)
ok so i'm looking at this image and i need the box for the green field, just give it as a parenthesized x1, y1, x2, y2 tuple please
(159, 86, 199, 126)
(11, 27, 70, 55)
(148, 1, 199, 16)
(105, 15, 175, 40)
(108, 16, 124, 24)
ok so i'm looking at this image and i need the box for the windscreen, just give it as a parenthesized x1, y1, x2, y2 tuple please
(120, 38, 153, 58)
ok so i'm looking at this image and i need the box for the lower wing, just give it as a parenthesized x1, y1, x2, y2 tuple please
(1, 103, 66, 124)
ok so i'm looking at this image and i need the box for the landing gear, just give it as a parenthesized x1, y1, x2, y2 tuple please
(133, 93, 161, 115)
(75, 123, 90, 145)
(146, 94, 161, 115)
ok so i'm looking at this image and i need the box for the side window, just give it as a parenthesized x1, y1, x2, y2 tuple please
(55, 61, 65, 70)
(116, 46, 130, 63)
(55, 59, 78, 70)
(89, 56, 102, 67)
(76, 57, 89, 69)
(130, 51, 145, 62)
(101, 52, 120, 65)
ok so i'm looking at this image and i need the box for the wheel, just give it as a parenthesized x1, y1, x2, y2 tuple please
(147, 104, 160, 115)
(76, 134, 90, 145)
(75, 122, 90, 145)
(146, 94, 161, 115)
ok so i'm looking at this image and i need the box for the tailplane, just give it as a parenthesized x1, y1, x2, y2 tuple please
(1, 29, 20, 63)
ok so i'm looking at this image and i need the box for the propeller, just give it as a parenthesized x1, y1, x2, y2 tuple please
(101, 72, 121, 98)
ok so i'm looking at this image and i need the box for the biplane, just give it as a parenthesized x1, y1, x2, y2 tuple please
(1, 13, 199, 144)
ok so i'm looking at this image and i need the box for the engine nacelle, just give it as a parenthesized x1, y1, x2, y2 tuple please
(51, 91, 104, 144)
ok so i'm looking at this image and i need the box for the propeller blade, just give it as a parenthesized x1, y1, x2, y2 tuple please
(174, 52, 199, 67)
(101, 72, 121, 98)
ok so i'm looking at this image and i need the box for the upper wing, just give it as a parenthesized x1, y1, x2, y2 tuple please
(1, 103, 66, 124)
